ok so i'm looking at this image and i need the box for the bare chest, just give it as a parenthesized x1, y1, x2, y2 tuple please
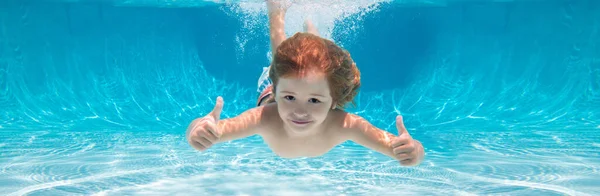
(261, 131, 342, 158)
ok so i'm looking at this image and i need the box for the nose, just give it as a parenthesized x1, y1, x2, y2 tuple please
(292, 108, 309, 118)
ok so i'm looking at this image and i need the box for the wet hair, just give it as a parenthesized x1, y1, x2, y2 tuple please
(266, 32, 361, 109)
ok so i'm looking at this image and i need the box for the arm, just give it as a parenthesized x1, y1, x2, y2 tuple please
(186, 97, 266, 151)
(267, 0, 287, 52)
(215, 106, 265, 143)
(340, 113, 425, 166)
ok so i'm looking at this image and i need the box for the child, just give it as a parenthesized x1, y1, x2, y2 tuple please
(186, 0, 425, 166)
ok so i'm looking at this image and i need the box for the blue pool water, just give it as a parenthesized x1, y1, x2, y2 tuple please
(1, 0, 599, 195)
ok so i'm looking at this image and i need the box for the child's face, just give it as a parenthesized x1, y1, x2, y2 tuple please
(275, 71, 334, 134)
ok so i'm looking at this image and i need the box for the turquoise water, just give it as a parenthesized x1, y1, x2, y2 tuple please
(1, 0, 600, 195)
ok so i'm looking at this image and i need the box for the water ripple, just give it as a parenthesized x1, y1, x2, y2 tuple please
(1, 0, 599, 195)
(1, 129, 598, 195)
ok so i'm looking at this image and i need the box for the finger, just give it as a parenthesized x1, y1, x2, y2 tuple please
(201, 127, 219, 143)
(393, 145, 414, 155)
(194, 136, 212, 150)
(396, 115, 408, 135)
(186, 119, 203, 138)
(209, 96, 224, 122)
(400, 159, 413, 165)
(199, 137, 213, 148)
(189, 139, 206, 151)
(205, 122, 222, 138)
(391, 136, 407, 148)
(395, 153, 412, 161)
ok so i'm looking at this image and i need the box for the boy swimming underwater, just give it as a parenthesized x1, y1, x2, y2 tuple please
(186, 0, 425, 166)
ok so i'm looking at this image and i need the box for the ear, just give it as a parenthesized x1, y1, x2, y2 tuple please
(331, 102, 337, 109)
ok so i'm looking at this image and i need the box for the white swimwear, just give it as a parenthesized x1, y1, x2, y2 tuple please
(256, 66, 274, 106)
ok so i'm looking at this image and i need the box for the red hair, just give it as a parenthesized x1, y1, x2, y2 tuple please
(267, 32, 361, 109)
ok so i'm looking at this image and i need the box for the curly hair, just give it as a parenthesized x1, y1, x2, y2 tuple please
(266, 32, 361, 109)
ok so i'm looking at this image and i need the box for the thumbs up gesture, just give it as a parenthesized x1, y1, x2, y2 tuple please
(186, 96, 224, 151)
(391, 115, 424, 166)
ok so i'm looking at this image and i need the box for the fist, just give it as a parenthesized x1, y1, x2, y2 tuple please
(186, 96, 224, 151)
(391, 115, 422, 166)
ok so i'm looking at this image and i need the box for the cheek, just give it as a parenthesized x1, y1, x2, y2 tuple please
(312, 104, 331, 117)
(276, 100, 293, 114)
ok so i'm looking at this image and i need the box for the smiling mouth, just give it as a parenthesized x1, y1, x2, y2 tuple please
(291, 120, 312, 124)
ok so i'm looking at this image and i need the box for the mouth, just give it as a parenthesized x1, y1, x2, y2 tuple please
(290, 119, 312, 125)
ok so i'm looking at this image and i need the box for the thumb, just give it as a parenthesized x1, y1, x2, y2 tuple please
(396, 115, 408, 136)
(209, 96, 224, 122)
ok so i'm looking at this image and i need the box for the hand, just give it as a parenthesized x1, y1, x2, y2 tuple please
(186, 96, 224, 151)
(391, 115, 423, 166)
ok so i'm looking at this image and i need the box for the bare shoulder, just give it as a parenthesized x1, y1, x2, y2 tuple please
(255, 102, 283, 136)
(327, 109, 367, 128)
(324, 109, 365, 142)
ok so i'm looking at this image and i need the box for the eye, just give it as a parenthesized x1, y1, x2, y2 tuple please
(309, 98, 321, 104)
(283, 95, 295, 101)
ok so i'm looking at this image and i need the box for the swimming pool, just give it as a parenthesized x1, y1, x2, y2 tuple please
(1, 0, 599, 195)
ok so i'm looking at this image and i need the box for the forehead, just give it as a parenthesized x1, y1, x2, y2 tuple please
(276, 72, 331, 95)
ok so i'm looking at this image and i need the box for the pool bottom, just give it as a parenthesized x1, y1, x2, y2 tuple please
(0, 129, 598, 196)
